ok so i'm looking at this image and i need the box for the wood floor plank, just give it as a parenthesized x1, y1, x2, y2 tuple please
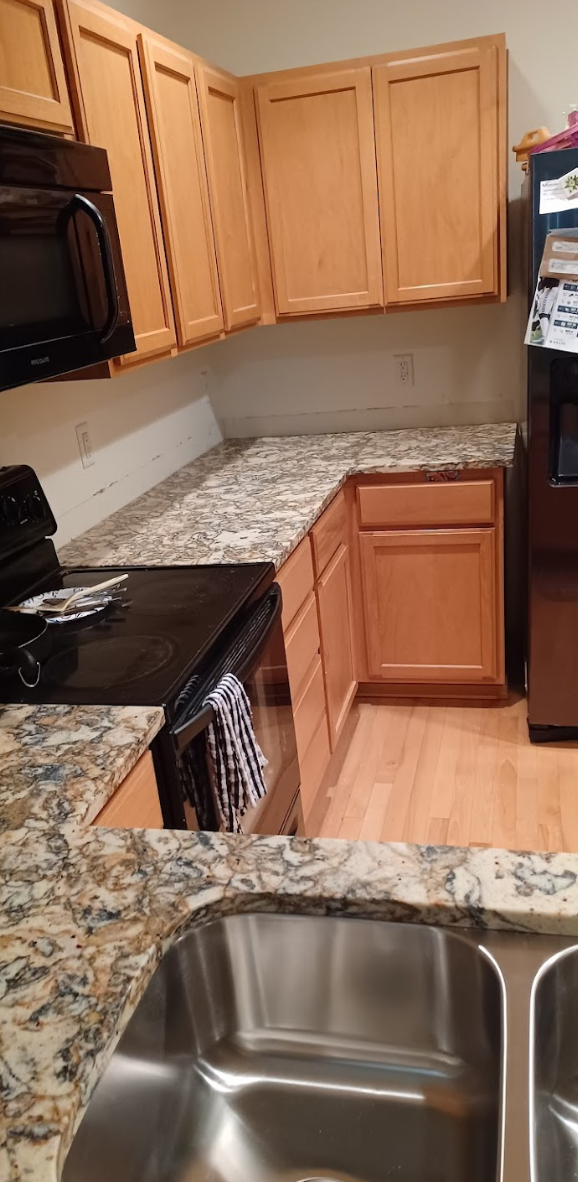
(338, 816, 363, 841)
(426, 817, 449, 845)
(344, 708, 392, 821)
(381, 705, 428, 842)
(321, 705, 378, 838)
(469, 703, 500, 846)
(515, 697, 540, 851)
(402, 706, 445, 844)
(492, 701, 519, 848)
(359, 780, 392, 841)
(558, 742, 578, 852)
(447, 707, 482, 847)
(311, 694, 578, 855)
(536, 743, 563, 852)
(428, 707, 464, 820)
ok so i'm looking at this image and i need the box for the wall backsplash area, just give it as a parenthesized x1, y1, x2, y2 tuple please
(5, 0, 569, 542)
(0, 356, 221, 546)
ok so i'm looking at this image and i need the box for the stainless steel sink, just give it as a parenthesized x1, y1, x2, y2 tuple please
(533, 946, 578, 1181)
(63, 915, 504, 1182)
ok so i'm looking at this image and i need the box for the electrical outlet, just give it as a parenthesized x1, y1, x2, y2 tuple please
(394, 354, 414, 387)
(75, 421, 95, 468)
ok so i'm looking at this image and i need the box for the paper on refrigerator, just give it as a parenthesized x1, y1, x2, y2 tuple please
(526, 230, 578, 352)
(539, 166, 578, 214)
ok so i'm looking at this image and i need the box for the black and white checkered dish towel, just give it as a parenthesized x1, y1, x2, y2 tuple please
(205, 673, 268, 833)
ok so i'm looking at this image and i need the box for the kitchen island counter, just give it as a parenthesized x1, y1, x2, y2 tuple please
(3, 818, 578, 1182)
(60, 423, 518, 569)
(0, 702, 164, 834)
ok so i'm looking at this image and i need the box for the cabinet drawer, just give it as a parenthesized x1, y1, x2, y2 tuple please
(357, 479, 495, 529)
(285, 591, 321, 703)
(292, 654, 326, 764)
(311, 489, 348, 575)
(299, 712, 331, 818)
(278, 535, 315, 630)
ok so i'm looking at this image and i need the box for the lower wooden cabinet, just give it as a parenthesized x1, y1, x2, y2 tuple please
(92, 750, 163, 828)
(316, 541, 357, 746)
(359, 527, 500, 683)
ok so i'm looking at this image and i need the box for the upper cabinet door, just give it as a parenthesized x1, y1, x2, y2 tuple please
(63, 0, 176, 364)
(373, 40, 503, 305)
(256, 68, 383, 316)
(0, 0, 73, 131)
(138, 35, 224, 348)
(196, 65, 260, 331)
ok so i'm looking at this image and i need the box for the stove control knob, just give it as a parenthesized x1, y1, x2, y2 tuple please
(0, 495, 20, 526)
(27, 492, 45, 521)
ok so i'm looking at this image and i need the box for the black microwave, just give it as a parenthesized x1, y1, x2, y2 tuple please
(0, 124, 135, 392)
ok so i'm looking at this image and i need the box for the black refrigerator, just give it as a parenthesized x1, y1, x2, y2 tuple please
(527, 147, 578, 740)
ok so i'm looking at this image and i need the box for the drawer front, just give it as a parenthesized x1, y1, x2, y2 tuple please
(278, 535, 315, 630)
(357, 479, 495, 529)
(311, 489, 348, 575)
(299, 712, 331, 818)
(285, 591, 321, 704)
(292, 653, 326, 764)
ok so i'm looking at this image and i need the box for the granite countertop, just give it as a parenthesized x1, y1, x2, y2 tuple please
(60, 424, 518, 569)
(1, 421, 527, 1181)
(4, 822, 578, 1182)
(0, 703, 165, 834)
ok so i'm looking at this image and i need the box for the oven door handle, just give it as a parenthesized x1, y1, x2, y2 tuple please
(71, 193, 120, 343)
(171, 583, 283, 753)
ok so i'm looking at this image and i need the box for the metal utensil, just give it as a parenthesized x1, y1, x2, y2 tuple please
(38, 574, 128, 615)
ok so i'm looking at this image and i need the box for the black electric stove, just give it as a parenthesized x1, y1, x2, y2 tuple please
(0, 466, 300, 832)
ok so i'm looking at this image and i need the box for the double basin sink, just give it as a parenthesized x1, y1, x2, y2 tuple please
(63, 913, 578, 1182)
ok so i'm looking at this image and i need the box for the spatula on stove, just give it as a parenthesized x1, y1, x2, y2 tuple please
(36, 574, 128, 615)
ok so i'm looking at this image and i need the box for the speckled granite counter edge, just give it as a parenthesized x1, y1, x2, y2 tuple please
(0, 703, 166, 834)
(3, 826, 578, 1182)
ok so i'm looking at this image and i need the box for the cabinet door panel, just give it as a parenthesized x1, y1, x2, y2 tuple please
(64, 0, 176, 363)
(374, 43, 500, 304)
(257, 68, 383, 315)
(317, 541, 357, 748)
(138, 36, 224, 347)
(196, 65, 260, 330)
(360, 528, 498, 682)
(0, 0, 73, 130)
(92, 751, 163, 828)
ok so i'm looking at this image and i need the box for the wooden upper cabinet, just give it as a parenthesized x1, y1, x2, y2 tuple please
(196, 65, 260, 331)
(373, 37, 505, 305)
(0, 0, 73, 130)
(62, 0, 176, 364)
(256, 68, 383, 316)
(138, 35, 224, 348)
(360, 528, 499, 683)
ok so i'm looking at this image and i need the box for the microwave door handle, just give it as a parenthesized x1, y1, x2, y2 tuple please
(71, 193, 119, 343)
(171, 584, 282, 754)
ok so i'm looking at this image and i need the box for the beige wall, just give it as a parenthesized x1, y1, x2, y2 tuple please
(1, 358, 222, 546)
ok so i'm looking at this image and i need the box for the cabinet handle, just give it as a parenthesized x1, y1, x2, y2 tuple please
(425, 469, 459, 483)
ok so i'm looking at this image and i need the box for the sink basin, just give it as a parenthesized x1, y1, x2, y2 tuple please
(63, 914, 503, 1182)
(533, 947, 578, 1181)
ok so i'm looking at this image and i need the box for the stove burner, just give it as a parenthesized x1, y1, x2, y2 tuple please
(133, 569, 236, 613)
(42, 634, 177, 691)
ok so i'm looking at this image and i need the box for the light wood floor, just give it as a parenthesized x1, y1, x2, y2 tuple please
(306, 695, 578, 852)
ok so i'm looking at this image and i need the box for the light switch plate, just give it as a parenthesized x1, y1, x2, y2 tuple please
(394, 354, 414, 387)
(75, 421, 95, 468)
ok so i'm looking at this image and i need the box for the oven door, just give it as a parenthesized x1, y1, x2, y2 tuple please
(0, 185, 135, 390)
(168, 585, 303, 837)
